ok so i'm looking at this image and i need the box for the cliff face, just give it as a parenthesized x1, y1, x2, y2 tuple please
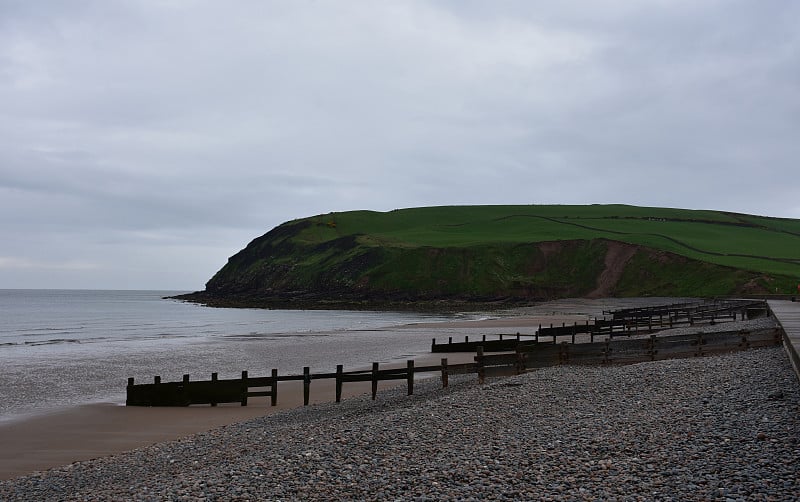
(185, 216, 782, 310)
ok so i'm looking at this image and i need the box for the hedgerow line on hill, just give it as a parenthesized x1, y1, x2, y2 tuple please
(481, 214, 800, 266)
(724, 211, 800, 239)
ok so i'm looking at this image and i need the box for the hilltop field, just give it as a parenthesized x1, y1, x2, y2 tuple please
(180, 205, 800, 309)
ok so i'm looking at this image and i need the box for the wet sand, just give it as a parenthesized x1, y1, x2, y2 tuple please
(0, 308, 605, 480)
(0, 352, 480, 480)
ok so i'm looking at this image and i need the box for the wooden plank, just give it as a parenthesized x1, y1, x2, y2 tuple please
(483, 366, 520, 378)
(187, 380, 243, 406)
(371, 362, 379, 400)
(271, 369, 278, 406)
(275, 374, 307, 382)
(311, 372, 339, 380)
(138, 382, 190, 407)
(520, 351, 560, 369)
(414, 364, 445, 373)
(303, 366, 311, 406)
(445, 363, 478, 375)
(247, 391, 273, 398)
(476, 346, 485, 384)
(407, 360, 414, 396)
(432, 339, 522, 353)
(476, 353, 520, 366)
(335, 365, 343, 403)
(241, 371, 248, 406)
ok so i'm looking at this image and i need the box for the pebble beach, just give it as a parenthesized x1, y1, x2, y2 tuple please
(1, 318, 799, 501)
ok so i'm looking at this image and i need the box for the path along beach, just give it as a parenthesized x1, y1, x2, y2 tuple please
(1, 302, 798, 499)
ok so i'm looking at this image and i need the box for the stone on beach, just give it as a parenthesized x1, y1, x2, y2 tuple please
(1, 337, 798, 500)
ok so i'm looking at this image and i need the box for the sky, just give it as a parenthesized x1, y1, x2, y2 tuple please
(1, 0, 798, 290)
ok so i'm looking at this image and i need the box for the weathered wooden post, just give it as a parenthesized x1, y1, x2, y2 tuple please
(241, 371, 248, 406)
(739, 332, 750, 349)
(482, 334, 486, 342)
(448, 336, 452, 345)
(431, 338, 436, 351)
(559, 342, 569, 365)
(154, 376, 161, 384)
(476, 346, 485, 384)
(182, 374, 190, 406)
(441, 358, 449, 388)
(515, 348, 525, 374)
(648, 335, 657, 361)
(335, 365, 343, 403)
(126, 377, 134, 406)
(303, 366, 311, 406)
(407, 360, 414, 396)
(211, 372, 218, 406)
(465, 335, 469, 343)
(371, 362, 379, 400)
(271, 369, 278, 407)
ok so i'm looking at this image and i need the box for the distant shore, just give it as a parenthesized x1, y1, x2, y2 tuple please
(170, 290, 552, 312)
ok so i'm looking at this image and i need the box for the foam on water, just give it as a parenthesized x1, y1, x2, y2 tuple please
(0, 290, 456, 423)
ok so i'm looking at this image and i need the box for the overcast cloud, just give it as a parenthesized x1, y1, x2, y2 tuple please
(1, 0, 798, 290)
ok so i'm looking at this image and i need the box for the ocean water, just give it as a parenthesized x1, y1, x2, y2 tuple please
(0, 290, 461, 423)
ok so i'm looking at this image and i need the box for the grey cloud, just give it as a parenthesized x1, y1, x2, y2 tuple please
(1, 0, 798, 288)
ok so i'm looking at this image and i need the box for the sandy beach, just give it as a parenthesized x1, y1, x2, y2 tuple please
(0, 349, 480, 480)
(0, 299, 648, 480)
(1, 344, 797, 500)
(1, 305, 795, 499)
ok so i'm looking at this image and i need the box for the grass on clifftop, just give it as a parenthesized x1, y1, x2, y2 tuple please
(198, 204, 800, 306)
(294, 205, 800, 279)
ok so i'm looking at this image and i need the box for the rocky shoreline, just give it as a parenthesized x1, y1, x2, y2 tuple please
(1, 320, 798, 500)
(169, 290, 541, 313)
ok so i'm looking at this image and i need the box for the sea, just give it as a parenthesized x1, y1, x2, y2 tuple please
(0, 290, 467, 423)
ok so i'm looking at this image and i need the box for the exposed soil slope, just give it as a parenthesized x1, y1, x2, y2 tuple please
(587, 241, 639, 298)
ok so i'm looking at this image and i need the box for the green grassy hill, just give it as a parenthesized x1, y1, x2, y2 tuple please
(185, 205, 800, 309)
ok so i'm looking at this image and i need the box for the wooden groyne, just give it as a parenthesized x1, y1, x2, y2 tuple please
(126, 359, 477, 407)
(431, 333, 535, 353)
(474, 327, 782, 382)
(127, 325, 780, 407)
(432, 299, 769, 353)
